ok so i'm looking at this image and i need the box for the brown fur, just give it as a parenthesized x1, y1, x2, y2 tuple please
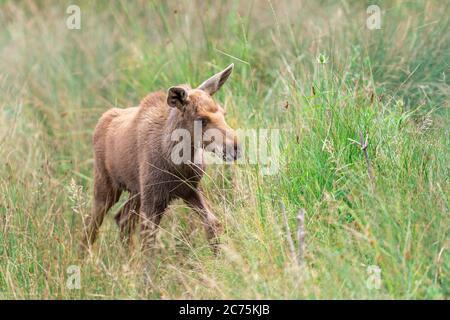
(81, 65, 239, 255)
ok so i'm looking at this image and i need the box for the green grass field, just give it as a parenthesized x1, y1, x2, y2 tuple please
(0, 0, 448, 299)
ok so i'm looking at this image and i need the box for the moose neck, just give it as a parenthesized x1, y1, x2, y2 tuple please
(162, 108, 205, 178)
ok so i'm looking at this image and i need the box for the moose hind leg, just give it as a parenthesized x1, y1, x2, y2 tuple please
(115, 194, 140, 248)
(81, 175, 121, 251)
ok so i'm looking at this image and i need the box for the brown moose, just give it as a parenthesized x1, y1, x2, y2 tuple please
(82, 64, 240, 255)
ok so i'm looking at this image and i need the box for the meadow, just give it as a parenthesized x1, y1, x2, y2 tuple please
(0, 0, 448, 299)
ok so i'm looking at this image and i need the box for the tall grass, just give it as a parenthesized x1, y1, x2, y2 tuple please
(0, 0, 448, 299)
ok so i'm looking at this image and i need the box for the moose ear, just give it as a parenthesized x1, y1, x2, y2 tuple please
(167, 86, 189, 110)
(197, 63, 234, 96)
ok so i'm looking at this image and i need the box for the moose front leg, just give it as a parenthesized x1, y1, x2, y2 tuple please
(184, 190, 222, 254)
(139, 198, 167, 256)
(138, 201, 165, 286)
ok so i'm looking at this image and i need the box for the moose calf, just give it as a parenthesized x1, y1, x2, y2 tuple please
(82, 64, 240, 255)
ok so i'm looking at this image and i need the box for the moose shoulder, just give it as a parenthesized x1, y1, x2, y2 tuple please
(82, 64, 240, 257)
